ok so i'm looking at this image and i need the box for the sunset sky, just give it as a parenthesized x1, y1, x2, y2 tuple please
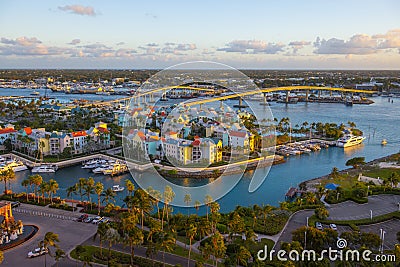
(0, 0, 399, 69)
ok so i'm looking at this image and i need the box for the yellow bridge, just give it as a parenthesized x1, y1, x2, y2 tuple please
(83, 85, 377, 107)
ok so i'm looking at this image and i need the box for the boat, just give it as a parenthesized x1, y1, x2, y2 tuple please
(336, 135, 366, 148)
(1, 160, 28, 172)
(82, 159, 107, 169)
(111, 185, 124, 192)
(31, 164, 58, 173)
(31, 91, 40, 96)
(381, 139, 387, 145)
(102, 162, 128, 175)
(92, 164, 112, 174)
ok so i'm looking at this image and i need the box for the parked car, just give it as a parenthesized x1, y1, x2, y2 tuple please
(315, 222, 323, 230)
(330, 224, 337, 231)
(91, 216, 103, 224)
(28, 247, 48, 258)
(83, 216, 95, 223)
(11, 201, 21, 208)
(99, 217, 109, 224)
(76, 214, 88, 222)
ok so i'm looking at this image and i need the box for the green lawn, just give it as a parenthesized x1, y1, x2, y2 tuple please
(363, 167, 400, 180)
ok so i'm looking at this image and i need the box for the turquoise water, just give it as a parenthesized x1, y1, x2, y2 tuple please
(4, 92, 400, 214)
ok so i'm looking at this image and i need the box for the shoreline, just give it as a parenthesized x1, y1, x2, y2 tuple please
(300, 152, 399, 190)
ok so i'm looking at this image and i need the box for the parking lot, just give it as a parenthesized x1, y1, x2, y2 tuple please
(2, 204, 97, 267)
(359, 219, 400, 250)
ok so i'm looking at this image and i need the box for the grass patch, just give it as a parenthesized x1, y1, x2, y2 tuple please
(363, 167, 400, 180)
(70, 245, 172, 267)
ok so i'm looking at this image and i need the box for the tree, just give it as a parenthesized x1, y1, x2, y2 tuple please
(228, 212, 245, 239)
(204, 194, 213, 221)
(47, 179, 59, 205)
(132, 188, 152, 230)
(21, 178, 30, 202)
(39, 181, 48, 204)
(156, 230, 176, 267)
(209, 232, 226, 267)
(94, 182, 104, 215)
(315, 206, 329, 220)
(54, 248, 66, 267)
(184, 193, 192, 215)
(84, 177, 95, 210)
(66, 184, 77, 212)
(104, 228, 120, 265)
(261, 204, 274, 227)
(121, 213, 144, 266)
(345, 157, 366, 169)
(77, 178, 87, 202)
(39, 232, 60, 267)
(162, 186, 175, 229)
(234, 246, 251, 266)
(330, 166, 339, 178)
(94, 222, 109, 258)
(0, 168, 15, 194)
(186, 223, 197, 267)
(102, 188, 116, 205)
(125, 179, 135, 197)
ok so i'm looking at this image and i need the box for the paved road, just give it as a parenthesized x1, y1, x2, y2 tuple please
(275, 194, 400, 250)
(3, 204, 97, 267)
(359, 219, 400, 250)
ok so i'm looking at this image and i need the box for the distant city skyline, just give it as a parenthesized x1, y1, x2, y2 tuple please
(0, 0, 399, 69)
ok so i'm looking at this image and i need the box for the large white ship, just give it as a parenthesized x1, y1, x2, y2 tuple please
(336, 134, 366, 148)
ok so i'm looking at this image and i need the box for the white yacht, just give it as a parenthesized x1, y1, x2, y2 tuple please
(31, 164, 58, 173)
(82, 159, 107, 169)
(111, 185, 124, 192)
(1, 160, 28, 172)
(92, 164, 112, 174)
(336, 135, 366, 148)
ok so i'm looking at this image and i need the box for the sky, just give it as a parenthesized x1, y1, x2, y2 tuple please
(0, 0, 399, 69)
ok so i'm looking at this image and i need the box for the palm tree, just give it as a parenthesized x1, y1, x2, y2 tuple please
(186, 223, 197, 267)
(39, 181, 48, 204)
(94, 222, 110, 258)
(162, 186, 175, 230)
(204, 194, 213, 221)
(66, 184, 77, 212)
(54, 248, 66, 267)
(47, 179, 59, 205)
(184, 193, 192, 215)
(157, 230, 176, 267)
(102, 188, 116, 205)
(39, 231, 60, 267)
(94, 182, 104, 215)
(30, 174, 43, 203)
(77, 178, 87, 202)
(125, 179, 135, 197)
(133, 188, 152, 230)
(84, 177, 95, 210)
(21, 178, 30, 202)
(234, 246, 251, 266)
(209, 232, 226, 267)
(0, 168, 15, 194)
(261, 204, 273, 227)
(194, 200, 201, 215)
(121, 213, 144, 266)
(104, 227, 120, 264)
(147, 187, 162, 219)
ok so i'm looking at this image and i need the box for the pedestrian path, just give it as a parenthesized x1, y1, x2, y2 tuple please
(13, 208, 75, 221)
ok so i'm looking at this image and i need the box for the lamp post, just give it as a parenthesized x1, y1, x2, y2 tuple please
(304, 216, 309, 249)
(381, 231, 386, 253)
(370, 210, 373, 220)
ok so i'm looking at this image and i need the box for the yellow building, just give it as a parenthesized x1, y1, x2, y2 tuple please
(249, 134, 255, 152)
(213, 139, 223, 162)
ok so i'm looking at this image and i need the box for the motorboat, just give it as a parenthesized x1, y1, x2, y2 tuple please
(92, 164, 112, 174)
(381, 139, 387, 145)
(111, 185, 124, 192)
(1, 160, 28, 172)
(102, 162, 128, 175)
(82, 159, 107, 169)
(336, 135, 366, 148)
(31, 164, 58, 173)
(31, 90, 40, 96)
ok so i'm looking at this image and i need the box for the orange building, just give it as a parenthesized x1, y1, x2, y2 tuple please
(0, 201, 14, 226)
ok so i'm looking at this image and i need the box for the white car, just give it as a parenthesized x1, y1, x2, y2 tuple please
(91, 216, 103, 224)
(330, 224, 337, 231)
(28, 247, 48, 258)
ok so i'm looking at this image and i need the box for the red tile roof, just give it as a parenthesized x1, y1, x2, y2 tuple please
(192, 139, 200, 146)
(229, 131, 247, 138)
(71, 131, 87, 137)
(97, 127, 109, 133)
(24, 127, 32, 135)
(0, 128, 16, 134)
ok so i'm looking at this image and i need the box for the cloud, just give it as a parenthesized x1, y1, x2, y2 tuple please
(314, 29, 400, 55)
(288, 40, 311, 53)
(217, 40, 285, 54)
(145, 12, 158, 19)
(116, 42, 125, 46)
(58, 5, 97, 16)
(146, 43, 159, 47)
(68, 39, 81, 45)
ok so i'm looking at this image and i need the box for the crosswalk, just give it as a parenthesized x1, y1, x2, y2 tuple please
(13, 208, 75, 221)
